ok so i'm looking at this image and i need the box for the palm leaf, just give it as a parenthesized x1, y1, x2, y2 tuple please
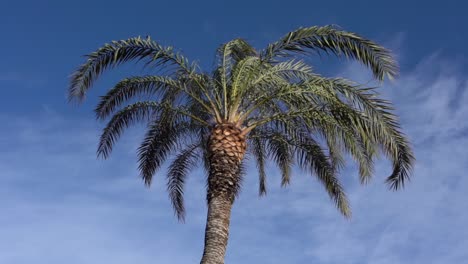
(167, 143, 200, 221)
(137, 106, 192, 185)
(262, 25, 398, 81)
(292, 132, 351, 217)
(249, 136, 268, 195)
(97, 101, 161, 159)
(69, 36, 195, 102)
(321, 78, 414, 188)
(216, 39, 257, 118)
(95, 76, 180, 120)
(265, 131, 293, 187)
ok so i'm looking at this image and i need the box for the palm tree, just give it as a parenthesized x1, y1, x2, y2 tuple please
(69, 25, 414, 264)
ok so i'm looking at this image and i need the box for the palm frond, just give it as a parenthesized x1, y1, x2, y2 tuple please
(216, 39, 257, 118)
(327, 105, 376, 183)
(167, 143, 200, 221)
(293, 133, 351, 217)
(251, 59, 313, 86)
(216, 39, 257, 66)
(279, 76, 378, 183)
(244, 82, 378, 185)
(182, 73, 223, 121)
(330, 81, 414, 189)
(249, 136, 268, 195)
(253, 123, 350, 217)
(265, 132, 293, 187)
(137, 106, 193, 185)
(228, 56, 262, 120)
(325, 136, 346, 173)
(261, 25, 398, 81)
(69, 36, 195, 102)
(310, 76, 413, 188)
(97, 101, 161, 159)
(95, 76, 180, 120)
(384, 130, 414, 190)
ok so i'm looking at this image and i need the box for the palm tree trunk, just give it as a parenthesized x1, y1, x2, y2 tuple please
(200, 123, 246, 264)
(200, 194, 233, 264)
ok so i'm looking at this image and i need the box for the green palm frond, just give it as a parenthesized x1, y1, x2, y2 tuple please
(216, 39, 257, 89)
(345, 92, 414, 189)
(183, 73, 223, 121)
(261, 25, 398, 81)
(325, 136, 346, 173)
(265, 131, 293, 187)
(69, 36, 196, 102)
(246, 74, 389, 184)
(95, 76, 180, 120)
(137, 105, 193, 185)
(320, 78, 414, 188)
(215, 39, 257, 118)
(167, 143, 200, 221)
(383, 130, 414, 190)
(249, 136, 268, 195)
(97, 101, 161, 159)
(292, 133, 350, 217)
(325, 104, 376, 183)
(250, 124, 350, 217)
(228, 56, 263, 119)
(216, 39, 257, 66)
(252, 59, 313, 86)
(304, 110, 374, 184)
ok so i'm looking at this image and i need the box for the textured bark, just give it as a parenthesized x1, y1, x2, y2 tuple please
(200, 123, 246, 264)
(200, 194, 233, 264)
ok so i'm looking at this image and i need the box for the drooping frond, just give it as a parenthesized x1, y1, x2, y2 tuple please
(291, 132, 350, 217)
(167, 143, 200, 221)
(69, 36, 196, 102)
(261, 25, 398, 81)
(328, 80, 414, 189)
(97, 101, 161, 159)
(250, 124, 350, 217)
(137, 107, 194, 185)
(325, 136, 346, 173)
(264, 131, 293, 187)
(301, 75, 414, 188)
(243, 70, 412, 187)
(95, 76, 180, 120)
(249, 136, 268, 195)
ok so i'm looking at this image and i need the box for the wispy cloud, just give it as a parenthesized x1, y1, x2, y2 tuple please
(1, 53, 467, 263)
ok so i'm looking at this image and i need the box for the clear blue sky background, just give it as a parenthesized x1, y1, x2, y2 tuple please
(1, 0, 467, 263)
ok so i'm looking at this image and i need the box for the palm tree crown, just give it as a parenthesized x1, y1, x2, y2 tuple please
(69, 26, 413, 222)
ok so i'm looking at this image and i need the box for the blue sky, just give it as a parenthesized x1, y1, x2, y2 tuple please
(1, 0, 467, 263)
